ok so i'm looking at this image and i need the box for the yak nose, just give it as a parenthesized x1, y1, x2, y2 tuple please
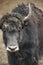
(8, 46, 17, 50)
(7, 46, 19, 52)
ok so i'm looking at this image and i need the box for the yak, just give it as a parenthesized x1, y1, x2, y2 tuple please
(0, 2, 43, 65)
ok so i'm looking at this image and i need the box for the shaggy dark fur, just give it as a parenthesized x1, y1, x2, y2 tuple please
(0, 2, 43, 65)
(12, 3, 29, 16)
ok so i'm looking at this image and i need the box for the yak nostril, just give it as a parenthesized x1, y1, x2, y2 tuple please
(8, 46, 17, 50)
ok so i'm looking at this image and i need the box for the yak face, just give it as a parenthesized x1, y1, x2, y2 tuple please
(3, 21, 19, 52)
(0, 13, 23, 52)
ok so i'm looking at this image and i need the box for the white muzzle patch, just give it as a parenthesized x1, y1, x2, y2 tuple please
(7, 45, 19, 52)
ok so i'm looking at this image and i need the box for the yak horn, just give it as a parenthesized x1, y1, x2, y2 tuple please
(23, 3, 32, 21)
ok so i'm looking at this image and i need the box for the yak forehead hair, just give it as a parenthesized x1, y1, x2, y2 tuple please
(1, 13, 23, 25)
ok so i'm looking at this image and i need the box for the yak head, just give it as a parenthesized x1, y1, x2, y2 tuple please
(0, 3, 38, 52)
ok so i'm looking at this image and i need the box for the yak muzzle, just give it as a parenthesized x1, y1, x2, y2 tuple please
(7, 46, 19, 52)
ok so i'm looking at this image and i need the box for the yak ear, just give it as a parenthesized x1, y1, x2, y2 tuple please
(0, 13, 9, 29)
(0, 18, 3, 29)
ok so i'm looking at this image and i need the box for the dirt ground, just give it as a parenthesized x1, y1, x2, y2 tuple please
(0, 0, 43, 65)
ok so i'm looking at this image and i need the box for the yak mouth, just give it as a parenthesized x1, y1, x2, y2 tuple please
(6, 46, 19, 52)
